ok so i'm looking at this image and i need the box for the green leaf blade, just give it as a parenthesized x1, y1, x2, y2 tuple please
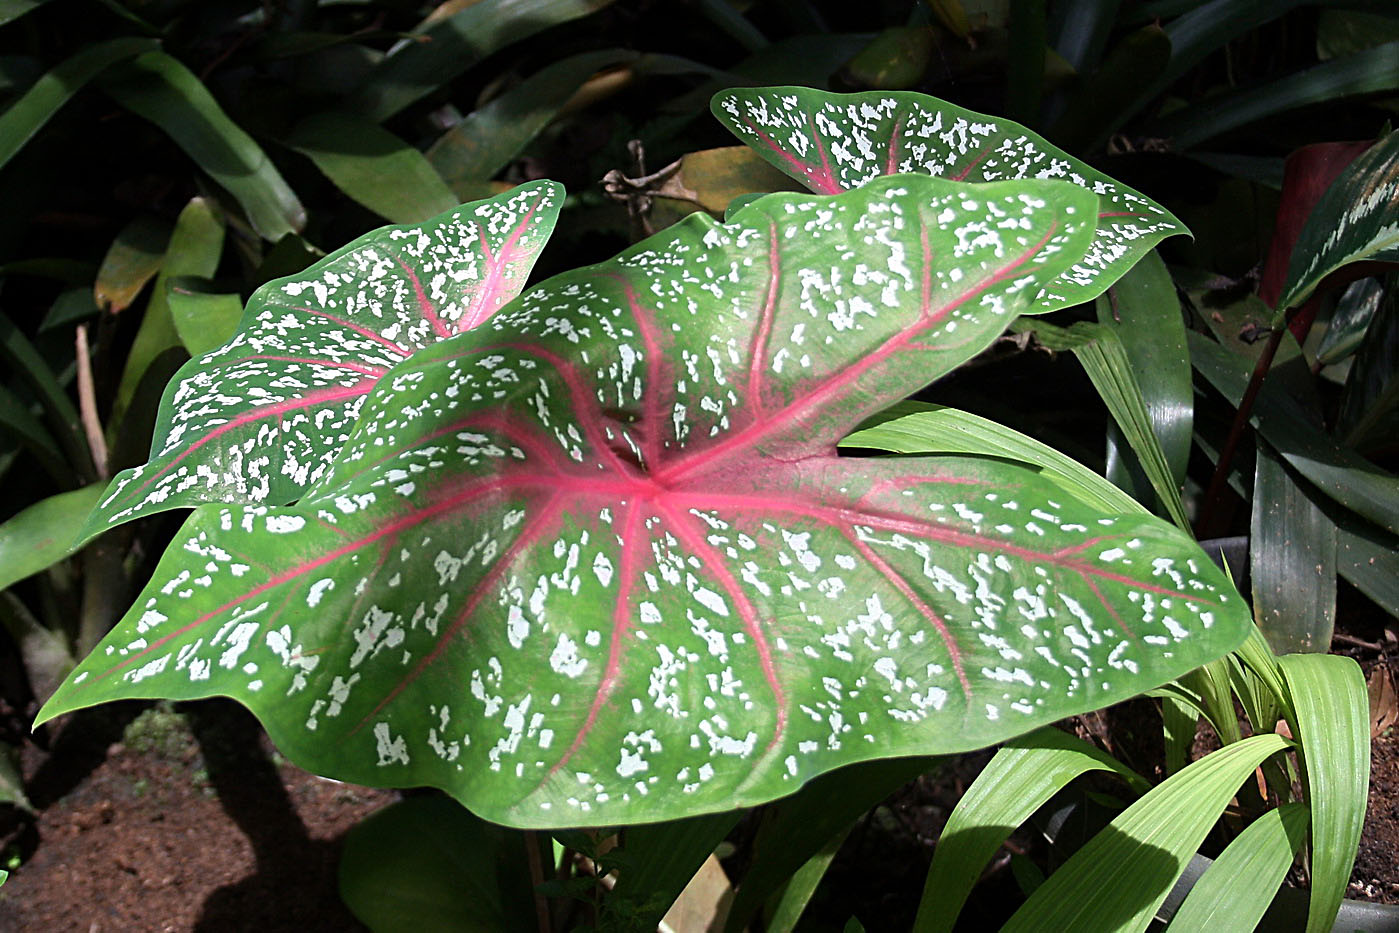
(82, 182, 564, 538)
(42, 176, 1249, 829)
(710, 86, 1189, 311)
(1004, 733, 1291, 933)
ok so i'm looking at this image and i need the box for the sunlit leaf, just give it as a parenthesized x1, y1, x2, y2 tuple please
(42, 175, 1249, 829)
(1165, 803, 1308, 932)
(1002, 733, 1291, 933)
(1279, 653, 1370, 933)
(0, 484, 103, 592)
(913, 726, 1149, 933)
(111, 197, 225, 430)
(83, 181, 563, 537)
(711, 85, 1188, 311)
(94, 215, 171, 315)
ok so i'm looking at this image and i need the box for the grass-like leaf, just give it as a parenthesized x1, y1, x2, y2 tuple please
(1001, 733, 1291, 933)
(1279, 653, 1370, 933)
(913, 726, 1150, 933)
(1165, 802, 1309, 932)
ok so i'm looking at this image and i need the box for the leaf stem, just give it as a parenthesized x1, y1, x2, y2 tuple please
(524, 830, 552, 933)
(1196, 325, 1286, 539)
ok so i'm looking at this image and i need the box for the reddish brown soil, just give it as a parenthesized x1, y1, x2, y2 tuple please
(0, 700, 395, 932)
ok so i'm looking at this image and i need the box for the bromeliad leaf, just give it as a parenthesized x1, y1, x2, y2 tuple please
(711, 86, 1188, 311)
(1275, 129, 1399, 314)
(40, 175, 1249, 827)
(80, 181, 563, 540)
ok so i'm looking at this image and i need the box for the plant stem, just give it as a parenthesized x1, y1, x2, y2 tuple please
(1195, 325, 1286, 539)
(524, 830, 552, 933)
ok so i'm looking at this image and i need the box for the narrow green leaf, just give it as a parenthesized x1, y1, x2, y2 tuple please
(349, 0, 619, 122)
(1161, 694, 1197, 775)
(762, 824, 850, 931)
(40, 288, 99, 332)
(1003, 733, 1290, 933)
(0, 38, 157, 173)
(1118, 0, 1312, 128)
(0, 312, 88, 476)
(727, 757, 936, 933)
(914, 727, 1149, 933)
(0, 743, 29, 811)
(166, 278, 244, 358)
(1317, 276, 1384, 365)
(112, 197, 225, 429)
(1276, 127, 1399, 313)
(285, 111, 458, 225)
(1181, 657, 1242, 745)
(0, 484, 103, 592)
(94, 215, 171, 314)
(1279, 653, 1370, 933)
(1050, 0, 1122, 71)
(1233, 623, 1294, 721)
(1014, 318, 1190, 530)
(1337, 275, 1399, 450)
(841, 401, 1148, 517)
(1160, 42, 1399, 150)
(426, 50, 638, 194)
(606, 810, 741, 931)
(1096, 250, 1193, 511)
(0, 383, 72, 485)
(0, 0, 50, 27)
(1251, 442, 1337, 653)
(1334, 515, 1399, 618)
(1189, 331, 1399, 533)
(101, 51, 306, 241)
(694, 0, 767, 52)
(1050, 23, 1171, 152)
(338, 795, 536, 933)
(1165, 802, 1308, 932)
(1317, 8, 1399, 59)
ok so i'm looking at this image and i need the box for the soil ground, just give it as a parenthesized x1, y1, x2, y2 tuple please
(0, 655, 1394, 931)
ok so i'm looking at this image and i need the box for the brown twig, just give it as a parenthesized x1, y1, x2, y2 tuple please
(1195, 325, 1286, 539)
(523, 830, 552, 933)
(75, 324, 108, 480)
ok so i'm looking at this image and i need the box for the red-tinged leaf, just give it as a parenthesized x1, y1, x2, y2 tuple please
(80, 181, 563, 540)
(39, 176, 1250, 828)
(711, 86, 1188, 312)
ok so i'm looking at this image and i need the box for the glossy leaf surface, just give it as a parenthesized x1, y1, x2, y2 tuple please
(42, 176, 1248, 828)
(1277, 128, 1399, 313)
(82, 181, 562, 538)
(711, 86, 1187, 311)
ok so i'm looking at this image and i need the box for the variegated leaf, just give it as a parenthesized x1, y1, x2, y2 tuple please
(40, 176, 1248, 828)
(1277, 129, 1399, 313)
(711, 86, 1187, 311)
(81, 181, 563, 538)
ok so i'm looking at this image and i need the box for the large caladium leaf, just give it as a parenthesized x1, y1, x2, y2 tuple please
(40, 175, 1249, 827)
(711, 86, 1187, 311)
(80, 181, 563, 539)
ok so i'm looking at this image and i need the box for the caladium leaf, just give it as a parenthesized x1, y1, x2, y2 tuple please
(79, 181, 563, 541)
(711, 86, 1188, 312)
(39, 175, 1249, 828)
